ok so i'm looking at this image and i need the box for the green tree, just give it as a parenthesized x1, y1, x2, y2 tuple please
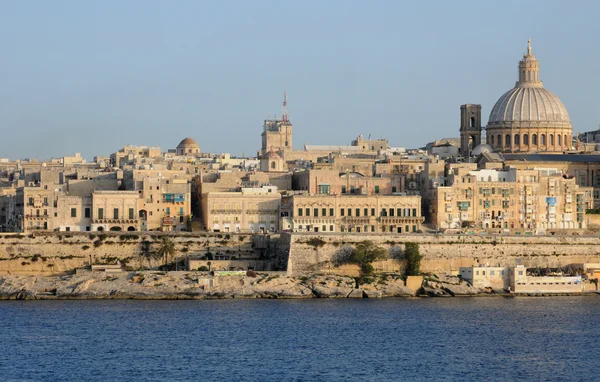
(348, 241, 388, 280)
(186, 215, 193, 232)
(404, 242, 422, 276)
(157, 237, 176, 266)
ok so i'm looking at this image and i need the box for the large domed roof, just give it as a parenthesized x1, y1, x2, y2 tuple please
(488, 86, 570, 124)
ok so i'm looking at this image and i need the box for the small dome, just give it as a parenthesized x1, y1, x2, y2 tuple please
(177, 137, 199, 147)
(472, 144, 493, 156)
(262, 150, 281, 160)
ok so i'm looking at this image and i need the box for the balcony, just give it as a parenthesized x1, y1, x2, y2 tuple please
(211, 209, 242, 214)
(25, 214, 49, 220)
(93, 218, 139, 224)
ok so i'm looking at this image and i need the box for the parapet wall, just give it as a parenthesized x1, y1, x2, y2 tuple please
(286, 233, 600, 276)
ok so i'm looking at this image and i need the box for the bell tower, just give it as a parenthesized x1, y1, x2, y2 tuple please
(460, 104, 482, 157)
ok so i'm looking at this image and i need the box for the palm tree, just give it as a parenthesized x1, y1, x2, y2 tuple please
(157, 237, 176, 267)
(139, 240, 161, 269)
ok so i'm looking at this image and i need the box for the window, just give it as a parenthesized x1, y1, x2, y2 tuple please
(364, 208, 368, 216)
(43, 197, 48, 206)
(98, 208, 104, 219)
(375, 186, 380, 194)
(322, 208, 327, 216)
(347, 208, 351, 216)
(356, 208, 360, 217)
(179, 207, 184, 216)
(371, 208, 375, 216)
(329, 208, 334, 216)
(389, 208, 394, 217)
(113, 208, 119, 219)
(165, 207, 171, 216)
(70, 208, 77, 218)
(381, 208, 387, 217)
(305, 208, 310, 216)
(84, 208, 91, 218)
(318, 185, 330, 195)
(298, 208, 303, 216)
(392, 187, 397, 193)
(340, 209, 345, 217)
(329, 225, 334, 231)
(412, 208, 417, 217)
(314, 208, 318, 217)
(130, 208, 135, 219)
(341, 186, 347, 194)
(397, 208, 402, 216)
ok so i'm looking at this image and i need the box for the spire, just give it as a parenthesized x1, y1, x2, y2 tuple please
(527, 38, 532, 55)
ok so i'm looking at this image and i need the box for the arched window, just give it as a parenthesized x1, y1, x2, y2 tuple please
(564, 135, 569, 148)
(497, 135, 502, 147)
(541, 134, 546, 145)
(505, 134, 511, 146)
(470, 117, 475, 128)
(488, 176, 492, 181)
(514, 134, 520, 145)
(527, 72, 531, 81)
(558, 135, 562, 146)
(549, 134, 554, 146)
(532, 134, 538, 145)
(489, 135, 495, 146)
(523, 134, 529, 145)
(271, 161, 276, 169)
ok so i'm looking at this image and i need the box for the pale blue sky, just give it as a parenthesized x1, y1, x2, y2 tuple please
(1, 0, 598, 160)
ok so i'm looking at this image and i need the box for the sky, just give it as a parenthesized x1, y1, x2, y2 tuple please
(1, 0, 599, 160)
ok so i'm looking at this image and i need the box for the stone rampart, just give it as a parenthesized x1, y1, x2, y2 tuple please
(0, 232, 275, 275)
(286, 233, 600, 276)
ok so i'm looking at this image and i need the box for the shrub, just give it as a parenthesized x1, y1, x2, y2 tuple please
(93, 239, 102, 248)
(119, 234, 139, 241)
(198, 266, 209, 271)
(82, 245, 90, 250)
(404, 242, 423, 276)
(306, 238, 326, 248)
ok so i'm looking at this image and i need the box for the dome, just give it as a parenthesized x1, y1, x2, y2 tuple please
(177, 137, 198, 147)
(262, 150, 281, 160)
(471, 144, 493, 156)
(485, 39, 572, 154)
(488, 87, 570, 124)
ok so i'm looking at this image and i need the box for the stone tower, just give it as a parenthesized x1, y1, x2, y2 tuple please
(460, 104, 482, 157)
(260, 93, 293, 156)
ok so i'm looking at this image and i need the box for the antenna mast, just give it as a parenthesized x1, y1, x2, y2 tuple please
(282, 91, 289, 123)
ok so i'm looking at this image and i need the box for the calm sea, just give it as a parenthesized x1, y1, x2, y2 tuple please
(0, 297, 598, 381)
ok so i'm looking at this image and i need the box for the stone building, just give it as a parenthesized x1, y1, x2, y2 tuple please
(91, 191, 140, 232)
(429, 167, 593, 233)
(110, 145, 161, 168)
(281, 193, 423, 233)
(292, 168, 403, 196)
(201, 185, 281, 233)
(485, 40, 572, 153)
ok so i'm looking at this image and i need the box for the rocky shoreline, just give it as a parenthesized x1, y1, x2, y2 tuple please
(0, 271, 596, 300)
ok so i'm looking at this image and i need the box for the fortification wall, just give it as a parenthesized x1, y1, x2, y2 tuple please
(286, 233, 600, 276)
(0, 232, 275, 275)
